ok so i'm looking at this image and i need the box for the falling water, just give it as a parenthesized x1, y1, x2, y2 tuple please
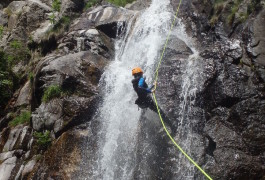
(92, 0, 173, 179)
(82, 0, 207, 179)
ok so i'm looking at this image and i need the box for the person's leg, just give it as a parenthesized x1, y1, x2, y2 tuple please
(146, 97, 175, 133)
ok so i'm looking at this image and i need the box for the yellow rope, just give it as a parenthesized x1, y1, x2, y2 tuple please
(152, 0, 213, 179)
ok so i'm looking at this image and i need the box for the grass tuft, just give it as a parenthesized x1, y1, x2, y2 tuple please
(34, 131, 52, 150)
(42, 85, 62, 103)
(9, 111, 31, 127)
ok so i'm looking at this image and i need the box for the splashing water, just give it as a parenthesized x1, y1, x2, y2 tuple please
(82, 0, 207, 179)
(93, 0, 174, 179)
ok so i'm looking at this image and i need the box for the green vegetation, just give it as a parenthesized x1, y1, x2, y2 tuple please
(42, 85, 62, 103)
(227, 0, 243, 25)
(9, 111, 31, 127)
(4, 7, 12, 18)
(49, 13, 56, 25)
(0, 26, 4, 38)
(7, 40, 31, 66)
(47, 15, 72, 39)
(85, 0, 100, 9)
(34, 131, 52, 149)
(49, 0, 61, 24)
(0, 50, 16, 110)
(52, 0, 61, 12)
(107, 0, 135, 7)
(210, 0, 263, 26)
(28, 72, 34, 84)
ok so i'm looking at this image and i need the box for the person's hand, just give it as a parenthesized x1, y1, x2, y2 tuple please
(153, 81, 157, 86)
(151, 89, 156, 93)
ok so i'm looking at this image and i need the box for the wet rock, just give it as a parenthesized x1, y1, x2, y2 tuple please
(125, 0, 152, 11)
(224, 39, 243, 64)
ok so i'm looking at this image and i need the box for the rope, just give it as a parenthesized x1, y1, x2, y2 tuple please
(152, 0, 213, 179)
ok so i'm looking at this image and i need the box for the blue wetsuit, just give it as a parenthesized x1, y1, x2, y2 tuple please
(132, 74, 174, 133)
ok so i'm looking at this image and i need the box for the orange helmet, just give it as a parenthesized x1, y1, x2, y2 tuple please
(132, 67, 143, 76)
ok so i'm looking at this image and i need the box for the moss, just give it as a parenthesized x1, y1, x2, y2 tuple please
(42, 85, 62, 103)
(9, 111, 31, 127)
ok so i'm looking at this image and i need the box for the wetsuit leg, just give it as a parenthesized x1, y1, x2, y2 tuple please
(146, 97, 175, 133)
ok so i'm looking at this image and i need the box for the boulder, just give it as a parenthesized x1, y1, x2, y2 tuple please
(0, 157, 17, 180)
(32, 51, 107, 134)
(21, 159, 36, 179)
(86, 5, 135, 38)
(30, 129, 87, 179)
(3, 125, 23, 151)
(15, 81, 32, 107)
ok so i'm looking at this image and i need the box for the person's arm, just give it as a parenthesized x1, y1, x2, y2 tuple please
(138, 77, 152, 93)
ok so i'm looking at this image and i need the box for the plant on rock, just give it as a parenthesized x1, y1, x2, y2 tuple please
(0, 26, 4, 38)
(42, 85, 62, 103)
(7, 40, 31, 66)
(34, 131, 52, 150)
(49, 0, 61, 24)
(9, 111, 31, 127)
(85, 0, 100, 9)
(107, 0, 135, 7)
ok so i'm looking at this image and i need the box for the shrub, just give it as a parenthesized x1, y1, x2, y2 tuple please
(9, 111, 31, 127)
(47, 16, 72, 38)
(42, 85, 62, 103)
(0, 51, 14, 110)
(7, 40, 31, 66)
(34, 131, 52, 150)
(10, 40, 22, 49)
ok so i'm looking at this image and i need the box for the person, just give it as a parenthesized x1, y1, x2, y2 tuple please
(131, 67, 175, 132)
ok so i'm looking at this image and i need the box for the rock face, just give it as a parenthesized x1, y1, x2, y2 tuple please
(157, 0, 265, 179)
(0, 0, 131, 178)
(0, 0, 264, 179)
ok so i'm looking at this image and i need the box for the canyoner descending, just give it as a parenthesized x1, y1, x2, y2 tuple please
(83, 0, 212, 179)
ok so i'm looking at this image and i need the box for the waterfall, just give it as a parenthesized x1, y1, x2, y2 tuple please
(81, 0, 206, 179)
(93, 0, 173, 179)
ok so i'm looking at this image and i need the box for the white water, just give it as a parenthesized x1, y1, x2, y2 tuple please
(88, 0, 205, 179)
(93, 0, 173, 179)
